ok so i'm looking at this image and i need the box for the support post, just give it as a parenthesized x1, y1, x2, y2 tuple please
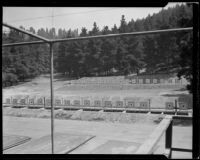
(44, 97, 46, 109)
(165, 120, 173, 158)
(149, 99, 151, 113)
(49, 43, 54, 154)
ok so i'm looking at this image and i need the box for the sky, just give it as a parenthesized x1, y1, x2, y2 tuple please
(3, 3, 184, 34)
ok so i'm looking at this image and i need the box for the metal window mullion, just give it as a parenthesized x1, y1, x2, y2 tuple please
(49, 43, 54, 154)
(2, 27, 193, 47)
(3, 23, 50, 42)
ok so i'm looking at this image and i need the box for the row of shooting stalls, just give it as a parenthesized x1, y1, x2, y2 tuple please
(3, 95, 192, 112)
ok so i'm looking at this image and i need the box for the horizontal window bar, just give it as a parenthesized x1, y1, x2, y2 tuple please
(171, 147, 192, 152)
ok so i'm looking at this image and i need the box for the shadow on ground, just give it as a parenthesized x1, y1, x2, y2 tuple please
(173, 88, 188, 92)
(53, 74, 79, 82)
(153, 117, 192, 126)
(162, 93, 191, 97)
(162, 93, 192, 109)
(173, 119, 192, 126)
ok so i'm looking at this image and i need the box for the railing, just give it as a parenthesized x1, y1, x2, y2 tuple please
(135, 115, 192, 158)
(135, 115, 173, 157)
(170, 115, 193, 155)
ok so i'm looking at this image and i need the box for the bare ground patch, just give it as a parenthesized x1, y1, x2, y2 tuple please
(3, 74, 189, 109)
(3, 107, 166, 125)
(3, 107, 191, 126)
(3, 107, 74, 120)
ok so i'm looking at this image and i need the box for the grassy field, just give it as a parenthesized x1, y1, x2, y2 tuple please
(3, 74, 192, 109)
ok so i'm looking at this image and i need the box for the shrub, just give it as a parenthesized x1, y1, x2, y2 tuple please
(3, 72, 18, 86)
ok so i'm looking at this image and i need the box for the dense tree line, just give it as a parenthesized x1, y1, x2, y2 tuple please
(2, 4, 193, 91)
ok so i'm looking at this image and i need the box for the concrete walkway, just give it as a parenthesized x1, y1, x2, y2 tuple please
(3, 116, 192, 157)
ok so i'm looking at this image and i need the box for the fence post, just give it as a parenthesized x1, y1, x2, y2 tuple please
(44, 97, 46, 108)
(149, 99, 151, 113)
(11, 96, 13, 107)
(165, 119, 173, 158)
(175, 99, 177, 115)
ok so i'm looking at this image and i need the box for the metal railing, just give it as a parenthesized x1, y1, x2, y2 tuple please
(170, 115, 193, 156)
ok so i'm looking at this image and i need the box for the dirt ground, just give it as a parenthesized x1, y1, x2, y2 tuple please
(3, 107, 192, 126)
(3, 107, 165, 125)
(2, 74, 191, 109)
(2, 75, 192, 157)
(3, 74, 188, 96)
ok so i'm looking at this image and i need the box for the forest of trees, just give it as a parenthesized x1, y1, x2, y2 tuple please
(2, 4, 193, 91)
